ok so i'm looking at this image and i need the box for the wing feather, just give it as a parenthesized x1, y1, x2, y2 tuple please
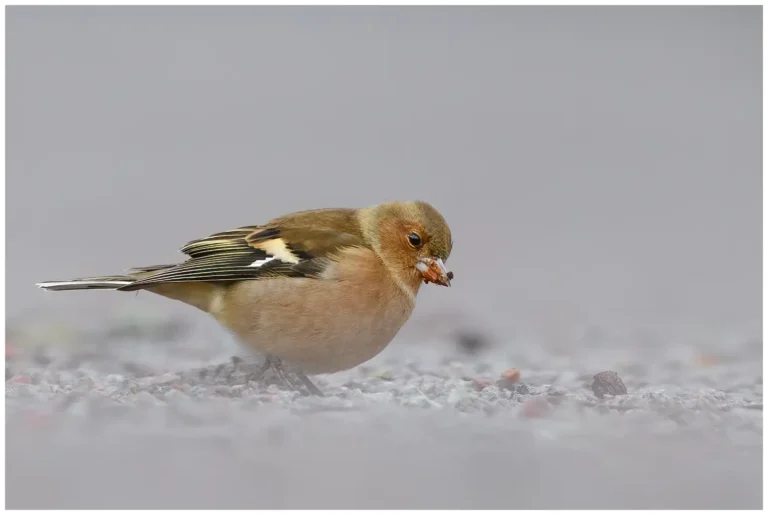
(118, 216, 365, 291)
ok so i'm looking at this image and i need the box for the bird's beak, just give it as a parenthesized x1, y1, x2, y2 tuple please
(415, 257, 453, 287)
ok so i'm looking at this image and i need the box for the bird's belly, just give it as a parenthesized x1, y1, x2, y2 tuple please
(214, 278, 415, 374)
(259, 324, 401, 374)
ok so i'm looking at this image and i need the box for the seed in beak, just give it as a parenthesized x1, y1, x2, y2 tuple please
(415, 257, 452, 287)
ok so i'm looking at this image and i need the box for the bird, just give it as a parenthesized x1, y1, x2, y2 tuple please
(36, 200, 454, 395)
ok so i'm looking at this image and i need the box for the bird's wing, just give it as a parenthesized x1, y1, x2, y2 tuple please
(119, 213, 365, 290)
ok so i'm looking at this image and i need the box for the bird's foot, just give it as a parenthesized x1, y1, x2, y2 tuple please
(249, 355, 324, 397)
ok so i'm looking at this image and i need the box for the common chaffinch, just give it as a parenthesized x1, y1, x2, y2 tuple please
(37, 201, 454, 395)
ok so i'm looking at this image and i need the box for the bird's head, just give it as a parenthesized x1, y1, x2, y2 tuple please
(359, 200, 454, 292)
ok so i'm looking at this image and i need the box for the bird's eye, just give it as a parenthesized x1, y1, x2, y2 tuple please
(407, 232, 423, 248)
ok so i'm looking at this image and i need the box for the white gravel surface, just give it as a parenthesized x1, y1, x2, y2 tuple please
(5, 313, 762, 509)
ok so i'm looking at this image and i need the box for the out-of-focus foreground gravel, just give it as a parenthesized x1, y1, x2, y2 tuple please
(5, 312, 762, 509)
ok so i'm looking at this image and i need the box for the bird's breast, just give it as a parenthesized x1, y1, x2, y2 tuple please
(213, 248, 416, 374)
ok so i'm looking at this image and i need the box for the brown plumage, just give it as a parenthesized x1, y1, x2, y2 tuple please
(36, 201, 454, 392)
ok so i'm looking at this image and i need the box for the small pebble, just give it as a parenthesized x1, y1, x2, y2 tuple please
(497, 369, 521, 390)
(591, 371, 628, 398)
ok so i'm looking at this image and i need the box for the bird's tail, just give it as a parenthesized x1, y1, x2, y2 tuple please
(37, 265, 219, 313)
(37, 264, 176, 292)
(36, 275, 135, 291)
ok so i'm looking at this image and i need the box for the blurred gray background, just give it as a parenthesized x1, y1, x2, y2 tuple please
(6, 6, 762, 509)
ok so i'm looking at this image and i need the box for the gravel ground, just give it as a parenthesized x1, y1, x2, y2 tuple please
(5, 312, 762, 509)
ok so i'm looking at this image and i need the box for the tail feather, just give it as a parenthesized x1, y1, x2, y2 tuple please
(36, 275, 134, 291)
(36, 268, 218, 313)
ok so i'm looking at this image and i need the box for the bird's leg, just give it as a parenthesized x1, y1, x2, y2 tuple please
(245, 358, 272, 385)
(295, 370, 325, 397)
(255, 355, 323, 396)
